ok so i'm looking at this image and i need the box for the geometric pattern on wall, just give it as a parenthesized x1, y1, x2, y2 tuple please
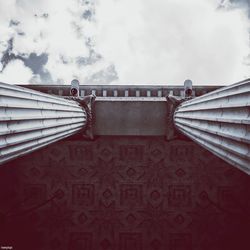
(0, 136, 250, 250)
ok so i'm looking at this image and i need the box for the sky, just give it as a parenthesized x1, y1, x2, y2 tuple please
(0, 0, 249, 85)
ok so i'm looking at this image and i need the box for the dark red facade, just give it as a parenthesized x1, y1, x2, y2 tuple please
(0, 136, 250, 250)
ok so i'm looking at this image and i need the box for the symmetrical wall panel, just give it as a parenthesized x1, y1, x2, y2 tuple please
(0, 137, 249, 250)
(0, 82, 87, 164)
(174, 79, 250, 174)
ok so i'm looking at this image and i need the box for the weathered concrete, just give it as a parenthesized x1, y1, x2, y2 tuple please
(20, 84, 221, 98)
(174, 78, 250, 174)
(0, 82, 88, 165)
(2, 80, 249, 173)
(94, 97, 167, 136)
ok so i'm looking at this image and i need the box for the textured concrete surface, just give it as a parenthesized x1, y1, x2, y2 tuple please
(94, 98, 167, 136)
(174, 79, 250, 174)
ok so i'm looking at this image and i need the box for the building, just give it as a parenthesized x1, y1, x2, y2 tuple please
(0, 80, 250, 250)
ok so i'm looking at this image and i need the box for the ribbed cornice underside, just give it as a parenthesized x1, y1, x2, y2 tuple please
(174, 79, 250, 174)
(0, 82, 87, 165)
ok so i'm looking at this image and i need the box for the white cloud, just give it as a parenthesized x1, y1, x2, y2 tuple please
(0, 0, 95, 84)
(94, 0, 250, 85)
(0, 0, 249, 85)
(0, 59, 33, 84)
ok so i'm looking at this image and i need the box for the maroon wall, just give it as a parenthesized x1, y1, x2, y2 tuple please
(0, 136, 250, 250)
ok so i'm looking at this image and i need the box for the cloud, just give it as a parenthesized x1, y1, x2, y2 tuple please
(0, 59, 33, 84)
(0, 0, 108, 84)
(94, 0, 250, 85)
(0, 0, 249, 85)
